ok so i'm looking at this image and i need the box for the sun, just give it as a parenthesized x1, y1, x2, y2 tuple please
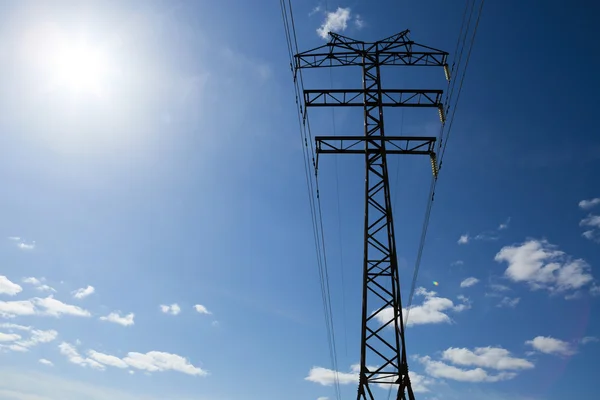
(51, 39, 112, 96)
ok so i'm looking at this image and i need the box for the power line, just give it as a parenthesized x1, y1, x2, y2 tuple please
(279, 2, 342, 400)
(404, 0, 485, 321)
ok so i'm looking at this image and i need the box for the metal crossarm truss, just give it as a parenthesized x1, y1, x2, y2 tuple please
(295, 31, 448, 69)
(295, 30, 447, 400)
(316, 136, 436, 155)
(304, 89, 443, 108)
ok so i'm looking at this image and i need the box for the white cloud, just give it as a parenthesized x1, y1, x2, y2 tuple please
(305, 366, 358, 386)
(12, 329, 58, 350)
(0, 300, 37, 318)
(460, 277, 479, 288)
(0, 326, 58, 352)
(22, 277, 41, 285)
(0, 332, 21, 342)
(33, 296, 91, 317)
(21, 278, 55, 293)
(99, 312, 135, 327)
(193, 304, 211, 315)
(72, 286, 95, 299)
(579, 198, 600, 210)
(316, 7, 351, 39)
(0, 276, 23, 296)
(457, 234, 469, 245)
(7, 236, 21, 241)
(376, 287, 465, 327)
(494, 239, 594, 293)
(88, 350, 129, 369)
(17, 242, 35, 250)
(407, 371, 434, 393)
(39, 359, 54, 367)
(580, 214, 600, 228)
(525, 336, 575, 356)
(441, 347, 533, 370)
(581, 336, 598, 345)
(0, 323, 31, 331)
(160, 303, 181, 315)
(0, 297, 89, 318)
(497, 297, 520, 308)
(122, 351, 207, 376)
(59, 342, 105, 370)
(317, 397, 329, 400)
(451, 260, 464, 266)
(418, 356, 517, 382)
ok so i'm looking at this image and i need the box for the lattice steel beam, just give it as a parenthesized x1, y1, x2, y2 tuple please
(316, 136, 436, 155)
(304, 89, 443, 108)
(295, 31, 448, 69)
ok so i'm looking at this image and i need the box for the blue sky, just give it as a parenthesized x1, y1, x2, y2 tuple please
(0, 0, 599, 399)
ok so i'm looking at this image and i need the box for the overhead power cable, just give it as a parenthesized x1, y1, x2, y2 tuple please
(279, 2, 342, 400)
(404, 0, 486, 323)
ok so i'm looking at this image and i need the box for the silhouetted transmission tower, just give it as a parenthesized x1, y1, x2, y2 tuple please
(294, 30, 449, 400)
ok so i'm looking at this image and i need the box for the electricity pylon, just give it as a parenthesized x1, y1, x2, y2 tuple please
(294, 30, 449, 400)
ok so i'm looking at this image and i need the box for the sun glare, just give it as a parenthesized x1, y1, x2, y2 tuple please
(51, 40, 112, 96)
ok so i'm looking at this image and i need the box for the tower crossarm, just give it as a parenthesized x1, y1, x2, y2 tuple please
(304, 89, 443, 108)
(294, 31, 448, 69)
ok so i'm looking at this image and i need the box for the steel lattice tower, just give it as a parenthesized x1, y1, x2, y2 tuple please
(295, 31, 449, 400)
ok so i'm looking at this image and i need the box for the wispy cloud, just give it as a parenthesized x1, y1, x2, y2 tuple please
(0, 296, 90, 318)
(309, 5, 321, 17)
(580, 214, 600, 228)
(498, 217, 511, 230)
(460, 277, 479, 288)
(72, 286, 95, 299)
(497, 297, 520, 308)
(451, 260, 464, 266)
(99, 312, 135, 327)
(7, 237, 36, 250)
(580, 336, 598, 345)
(0, 323, 58, 353)
(59, 342, 106, 370)
(354, 14, 365, 29)
(160, 303, 181, 315)
(316, 7, 351, 39)
(17, 242, 35, 250)
(579, 197, 600, 210)
(495, 239, 594, 295)
(22, 277, 55, 292)
(39, 358, 54, 366)
(457, 218, 510, 245)
(58, 342, 208, 376)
